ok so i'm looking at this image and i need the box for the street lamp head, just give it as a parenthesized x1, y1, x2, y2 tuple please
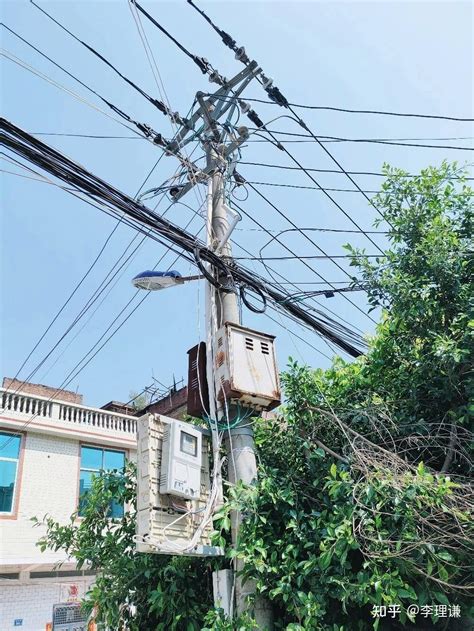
(132, 270, 183, 291)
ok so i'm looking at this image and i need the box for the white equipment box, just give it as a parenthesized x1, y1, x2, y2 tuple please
(160, 420, 202, 500)
(136, 414, 222, 557)
(215, 323, 280, 410)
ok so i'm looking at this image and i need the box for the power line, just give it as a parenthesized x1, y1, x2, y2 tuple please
(185, 1, 473, 123)
(237, 96, 474, 123)
(246, 129, 474, 151)
(236, 226, 386, 234)
(126, 1, 389, 247)
(181, 2, 394, 227)
(240, 161, 474, 181)
(1, 118, 365, 356)
(28, 1, 185, 123)
(231, 198, 375, 327)
(0, 187, 207, 450)
(23, 133, 140, 139)
(245, 180, 380, 193)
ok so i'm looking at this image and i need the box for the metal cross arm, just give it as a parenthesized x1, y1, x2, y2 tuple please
(165, 62, 258, 155)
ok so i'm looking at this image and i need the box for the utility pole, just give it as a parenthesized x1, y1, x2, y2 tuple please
(204, 133, 273, 626)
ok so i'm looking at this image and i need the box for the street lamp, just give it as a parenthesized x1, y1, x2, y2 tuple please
(131, 270, 202, 291)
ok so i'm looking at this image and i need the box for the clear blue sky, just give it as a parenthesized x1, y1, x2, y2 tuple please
(1, 1, 473, 407)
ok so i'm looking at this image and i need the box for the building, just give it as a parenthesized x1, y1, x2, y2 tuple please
(0, 378, 139, 631)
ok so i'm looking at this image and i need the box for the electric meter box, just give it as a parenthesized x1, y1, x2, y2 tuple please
(215, 322, 280, 410)
(159, 420, 202, 500)
(136, 414, 222, 557)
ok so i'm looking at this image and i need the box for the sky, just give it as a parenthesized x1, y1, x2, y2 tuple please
(1, 0, 473, 408)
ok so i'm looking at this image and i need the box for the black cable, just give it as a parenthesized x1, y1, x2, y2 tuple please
(5, 206, 124, 387)
(231, 234, 366, 341)
(30, 133, 141, 139)
(180, 3, 393, 228)
(240, 161, 474, 181)
(186, 1, 473, 123)
(28, 2, 183, 123)
(0, 204, 206, 451)
(236, 254, 382, 261)
(1, 118, 365, 357)
(238, 96, 474, 123)
(239, 283, 267, 313)
(132, 0, 210, 75)
(129, 6, 390, 247)
(2, 154, 170, 390)
(246, 180, 380, 194)
(245, 184, 379, 320)
(193, 246, 235, 292)
(231, 198, 375, 327)
(247, 128, 474, 151)
(1, 23, 149, 133)
(256, 125, 391, 232)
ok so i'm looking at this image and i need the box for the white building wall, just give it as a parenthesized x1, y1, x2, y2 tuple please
(1, 432, 80, 566)
(0, 579, 95, 631)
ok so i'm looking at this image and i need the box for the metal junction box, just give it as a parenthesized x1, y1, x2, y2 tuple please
(215, 323, 280, 411)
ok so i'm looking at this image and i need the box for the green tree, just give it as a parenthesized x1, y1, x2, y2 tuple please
(213, 162, 473, 629)
(37, 163, 473, 630)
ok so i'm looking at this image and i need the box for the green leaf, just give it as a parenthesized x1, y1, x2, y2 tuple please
(433, 591, 450, 606)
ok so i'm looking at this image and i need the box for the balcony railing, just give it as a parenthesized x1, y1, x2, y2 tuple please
(0, 388, 137, 439)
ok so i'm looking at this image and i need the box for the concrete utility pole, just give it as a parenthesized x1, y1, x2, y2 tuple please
(205, 139, 274, 628)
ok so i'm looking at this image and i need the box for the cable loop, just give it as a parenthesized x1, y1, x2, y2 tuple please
(193, 246, 235, 293)
(239, 283, 267, 313)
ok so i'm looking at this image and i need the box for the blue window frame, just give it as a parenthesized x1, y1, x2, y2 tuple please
(0, 431, 22, 514)
(79, 446, 125, 518)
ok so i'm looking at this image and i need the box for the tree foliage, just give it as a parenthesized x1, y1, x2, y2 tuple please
(36, 163, 473, 629)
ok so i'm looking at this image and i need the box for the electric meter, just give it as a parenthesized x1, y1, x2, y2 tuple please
(159, 419, 202, 500)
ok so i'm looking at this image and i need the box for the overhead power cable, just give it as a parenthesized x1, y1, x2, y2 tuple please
(186, 1, 473, 123)
(246, 180, 379, 193)
(183, 1, 394, 228)
(131, 3, 390, 246)
(231, 198, 374, 328)
(247, 129, 474, 151)
(29, 1, 186, 125)
(234, 96, 474, 123)
(1, 118, 365, 357)
(240, 161, 474, 181)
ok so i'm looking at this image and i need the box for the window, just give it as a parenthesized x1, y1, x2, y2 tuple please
(0, 431, 21, 514)
(79, 446, 125, 518)
(180, 431, 198, 457)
